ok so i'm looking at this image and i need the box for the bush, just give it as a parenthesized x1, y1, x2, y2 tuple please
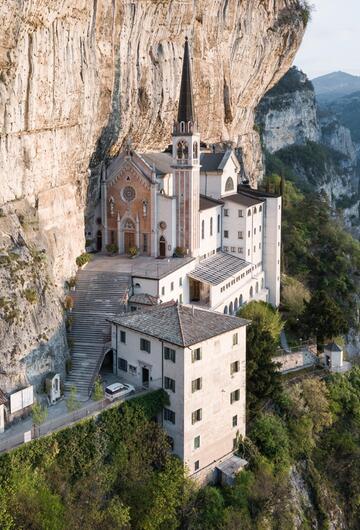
(250, 412, 290, 468)
(64, 295, 74, 311)
(66, 276, 76, 289)
(174, 246, 186, 257)
(75, 253, 93, 268)
(24, 288, 37, 304)
(92, 379, 104, 401)
(128, 246, 138, 257)
(106, 243, 119, 254)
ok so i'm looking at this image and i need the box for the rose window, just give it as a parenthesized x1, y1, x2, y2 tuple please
(122, 186, 136, 202)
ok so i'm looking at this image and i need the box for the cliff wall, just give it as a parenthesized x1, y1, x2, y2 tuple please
(0, 0, 306, 391)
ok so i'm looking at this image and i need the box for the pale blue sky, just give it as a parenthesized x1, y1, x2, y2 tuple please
(294, 0, 360, 79)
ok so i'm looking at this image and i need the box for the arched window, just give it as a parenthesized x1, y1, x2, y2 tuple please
(201, 220, 205, 239)
(217, 214, 220, 233)
(177, 141, 183, 159)
(253, 207, 257, 214)
(249, 286, 253, 298)
(225, 177, 234, 192)
(259, 205, 262, 212)
(229, 301, 233, 314)
(177, 140, 189, 160)
(239, 294, 243, 306)
(247, 209, 251, 216)
(183, 142, 189, 159)
(180, 121, 185, 133)
(256, 282, 259, 293)
(193, 142, 198, 159)
(234, 298, 238, 313)
(261, 278, 264, 289)
(224, 306, 228, 315)
(210, 217, 213, 236)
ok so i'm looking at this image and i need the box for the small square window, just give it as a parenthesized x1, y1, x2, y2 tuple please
(230, 389, 240, 404)
(164, 376, 176, 393)
(192, 347, 202, 362)
(238, 210, 243, 217)
(230, 360, 240, 374)
(224, 209, 229, 217)
(140, 338, 151, 353)
(238, 231, 243, 239)
(191, 377, 202, 393)
(129, 364, 137, 375)
(224, 230, 229, 238)
(194, 460, 200, 471)
(232, 333, 238, 346)
(232, 415, 238, 427)
(164, 347, 176, 362)
(118, 357, 127, 372)
(164, 408, 176, 424)
(194, 435, 200, 449)
(231, 246, 236, 252)
(120, 330, 126, 343)
(191, 408, 202, 424)
(224, 246, 229, 252)
(238, 247, 243, 254)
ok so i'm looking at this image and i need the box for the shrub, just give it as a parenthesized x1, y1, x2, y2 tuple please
(24, 288, 37, 304)
(128, 246, 138, 257)
(92, 379, 104, 401)
(106, 243, 119, 254)
(64, 295, 74, 311)
(66, 386, 80, 413)
(75, 253, 93, 268)
(31, 402, 48, 426)
(250, 412, 290, 468)
(174, 246, 186, 257)
(67, 276, 76, 289)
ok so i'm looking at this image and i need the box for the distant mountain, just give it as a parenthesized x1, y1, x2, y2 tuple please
(325, 91, 360, 145)
(312, 71, 360, 103)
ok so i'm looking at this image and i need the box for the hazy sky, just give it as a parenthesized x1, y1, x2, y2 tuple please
(294, 0, 360, 79)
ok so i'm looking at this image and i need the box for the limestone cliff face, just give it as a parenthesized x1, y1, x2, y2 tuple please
(0, 0, 306, 391)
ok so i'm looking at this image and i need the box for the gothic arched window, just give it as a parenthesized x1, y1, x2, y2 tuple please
(193, 142, 198, 159)
(177, 141, 183, 159)
(225, 177, 234, 192)
(177, 140, 189, 160)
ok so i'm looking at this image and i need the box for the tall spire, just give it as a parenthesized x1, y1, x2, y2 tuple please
(177, 37, 195, 124)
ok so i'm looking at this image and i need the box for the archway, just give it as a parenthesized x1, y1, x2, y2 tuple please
(234, 298, 238, 314)
(224, 306, 228, 315)
(96, 230, 102, 252)
(229, 301, 233, 315)
(159, 236, 166, 258)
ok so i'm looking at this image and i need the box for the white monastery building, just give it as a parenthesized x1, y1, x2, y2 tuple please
(93, 38, 282, 482)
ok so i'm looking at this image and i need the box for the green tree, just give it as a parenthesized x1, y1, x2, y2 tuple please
(250, 413, 290, 469)
(32, 402, 48, 427)
(92, 379, 104, 401)
(301, 290, 349, 345)
(238, 302, 283, 416)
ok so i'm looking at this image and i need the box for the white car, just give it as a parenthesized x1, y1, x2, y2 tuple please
(104, 382, 135, 402)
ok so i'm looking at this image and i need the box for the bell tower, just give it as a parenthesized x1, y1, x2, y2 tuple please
(172, 37, 200, 256)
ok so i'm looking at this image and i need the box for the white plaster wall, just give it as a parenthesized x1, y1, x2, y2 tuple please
(183, 327, 246, 476)
(158, 260, 196, 304)
(263, 196, 281, 306)
(219, 154, 240, 198)
(199, 205, 222, 258)
(200, 172, 222, 199)
(157, 193, 176, 256)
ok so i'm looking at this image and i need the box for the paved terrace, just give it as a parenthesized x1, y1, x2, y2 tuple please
(85, 253, 195, 279)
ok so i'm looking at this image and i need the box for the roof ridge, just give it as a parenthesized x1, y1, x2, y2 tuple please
(176, 304, 186, 346)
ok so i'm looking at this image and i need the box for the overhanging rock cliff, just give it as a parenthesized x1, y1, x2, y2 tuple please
(0, 0, 306, 391)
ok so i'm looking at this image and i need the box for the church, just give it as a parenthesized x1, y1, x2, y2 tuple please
(93, 37, 281, 312)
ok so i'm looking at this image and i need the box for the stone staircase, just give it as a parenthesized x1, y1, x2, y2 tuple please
(64, 269, 131, 400)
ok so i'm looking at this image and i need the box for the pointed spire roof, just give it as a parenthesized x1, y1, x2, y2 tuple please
(177, 37, 195, 124)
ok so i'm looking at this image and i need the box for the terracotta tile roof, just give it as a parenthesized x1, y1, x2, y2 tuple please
(109, 301, 248, 347)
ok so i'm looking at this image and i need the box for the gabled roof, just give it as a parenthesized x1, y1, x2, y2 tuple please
(199, 195, 224, 211)
(326, 342, 343, 353)
(225, 193, 263, 207)
(188, 251, 250, 286)
(106, 151, 155, 185)
(129, 293, 159, 306)
(200, 152, 226, 172)
(109, 301, 247, 347)
(140, 152, 173, 177)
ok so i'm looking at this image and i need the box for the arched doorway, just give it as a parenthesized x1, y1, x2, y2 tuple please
(123, 219, 136, 254)
(159, 236, 166, 258)
(96, 230, 102, 252)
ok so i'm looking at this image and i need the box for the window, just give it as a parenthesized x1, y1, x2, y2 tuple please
(248, 230, 250, 237)
(238, 209, 243, 217)
(210, 217, 213, 236)
(232, 333, 238, 346)
(225, 177, 234, 191)
(193, 141, 198, 159)
(192, 408, 202, 424)
(259, 242, 261, 249)
(129, 364, 137, 375)
(164, 376, 175, 392)
(167, 436, 174, 450)
(201, 219, 205, 239)
(164, 347, 176, 362)
(259, 205, 262, 212)
(217, 214, 220, 233)
(247, 249, 250, 256)
(232, 415, 238, 427)
(254, 228, 256, 235)
(194, 435, 201, 449)
(179, 277, 183, 286)
(120, 330, 126, 343)
(192, 377, 202, 393)
(224, 230, 229, 238)
(230, 389, 240, 404)
(249, 286, 253, 298)
(231, 361, 240, 375)
(238, 231, 243, 239)
(247, 209, 251, 216)
(143, 233, 148, 253)
(233, 438, 238, 450)
(256, 282, 259, 293)
(238, 247, 243, 254)
(254, 246, 256, 252)
(118, 357, 127, 372)
(171, 281, 174, 291)
(161, 286, 165, 296)
(231, 246, 236, 252)
(194, 460, 200, 471)
(259, 225, 262, 232)
(192, 347, 202, 362)
(164, 408, 175, 424)
(179, 293, 183, 304)
(140, 338, 151, 353)
(224, 209, 229, 217)
(110, 230, 115, 244)
(224, 246, 228, 252)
